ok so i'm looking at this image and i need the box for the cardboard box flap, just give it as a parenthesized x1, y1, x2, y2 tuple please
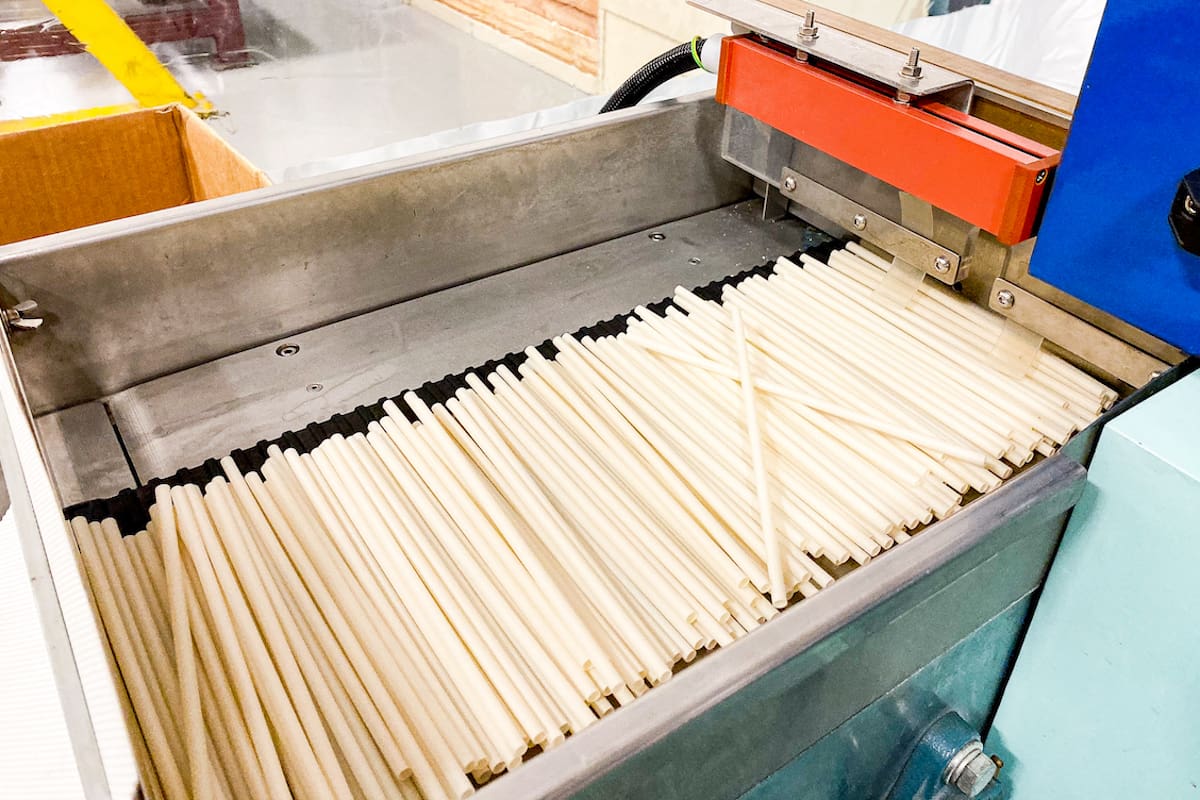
(0, 105, 269, 247)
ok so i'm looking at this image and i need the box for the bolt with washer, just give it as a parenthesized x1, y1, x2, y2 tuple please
(783, 175, 797, 192)
(943, 741, 999, 798)
(798, 9, 818, 40)
(933, 255, 951, 274)
(900, 47, 923, 79)
(996, 289, 1016, 309)
(852, 214, 868, 231)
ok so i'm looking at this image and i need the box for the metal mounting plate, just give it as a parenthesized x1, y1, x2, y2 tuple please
(779, 167, 964, 284)
(691, 0, 974, 110)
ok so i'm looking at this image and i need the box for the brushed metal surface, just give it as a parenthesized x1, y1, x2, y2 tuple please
(104, 201, 808, 491)
(1, 96, 751, 414)
(36, 403, 133, 508)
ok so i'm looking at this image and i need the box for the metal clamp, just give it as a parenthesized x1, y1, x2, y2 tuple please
(989, 279, 1168, 386)
(778, 168, 965, 284)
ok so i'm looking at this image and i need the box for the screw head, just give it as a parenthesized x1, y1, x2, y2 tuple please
(783, 176, 797, 192)
(1036, 169, 1048, 185)
(275, 343, 301, 357)
(996, 289, 1015, 309)
(306, 383, 324, 393)
(852, 214, 868, 231)
(933, 255, 951, 274)
(649, 232, 666, 241)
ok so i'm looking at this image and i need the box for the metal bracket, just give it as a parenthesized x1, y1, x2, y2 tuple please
(989, 279, 1168, 386)
(779, 168, 965, 284)
(691, 0, 974, 110)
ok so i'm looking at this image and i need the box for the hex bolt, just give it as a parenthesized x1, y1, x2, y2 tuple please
(852, 214, 868, 231)
(783, 175, 797, 192)
(933, 255, 951, 274)
(798, 9, 819, 40)
(943, 741, 999, 798)
(996, 289, 1015, 309)
(900, 46, 923, 79)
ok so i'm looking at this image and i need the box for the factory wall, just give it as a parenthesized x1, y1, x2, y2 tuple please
(410, 0, 939, 93)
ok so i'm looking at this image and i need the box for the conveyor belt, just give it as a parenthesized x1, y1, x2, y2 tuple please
(65, 238, 840, 532)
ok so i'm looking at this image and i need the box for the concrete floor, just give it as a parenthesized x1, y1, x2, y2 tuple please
(0, 1, 585, 178)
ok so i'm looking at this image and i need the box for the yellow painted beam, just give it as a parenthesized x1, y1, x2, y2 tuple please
(39, 0, 212, 114)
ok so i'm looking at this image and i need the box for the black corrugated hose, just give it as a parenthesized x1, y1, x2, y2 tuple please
(599, 36, 708, 114)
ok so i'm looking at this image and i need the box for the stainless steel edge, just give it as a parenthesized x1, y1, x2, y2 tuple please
(0, 95, 752, 414)
(476, 455, 1086, 800)
(0, 328, 133, 799)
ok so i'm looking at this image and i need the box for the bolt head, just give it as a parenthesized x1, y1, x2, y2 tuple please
(852, 214, 868, 231)
(933, 256, 951, 273)
(952, 751, 999, 797)
(996, 289, 1015, 309)
(783, 176, 797, 192)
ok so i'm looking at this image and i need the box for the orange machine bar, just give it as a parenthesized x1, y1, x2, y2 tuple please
(715, 36, 1059, 245)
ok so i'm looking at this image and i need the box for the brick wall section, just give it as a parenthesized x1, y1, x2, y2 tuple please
(432, 0, 600, 75)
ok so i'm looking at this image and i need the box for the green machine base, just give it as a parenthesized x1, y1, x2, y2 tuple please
(987, 371, 1200, 797)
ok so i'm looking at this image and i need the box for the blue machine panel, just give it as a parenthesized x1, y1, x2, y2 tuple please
(1029, 0, 1200, 354)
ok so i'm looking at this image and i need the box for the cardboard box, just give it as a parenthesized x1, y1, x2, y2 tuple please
(0, 104, 269, 246)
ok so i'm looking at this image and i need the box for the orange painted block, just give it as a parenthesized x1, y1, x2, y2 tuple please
(715, 36, 1059, 244)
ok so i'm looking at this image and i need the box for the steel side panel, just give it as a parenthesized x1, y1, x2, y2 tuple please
(475, 457, 1084, 800)
(0, 97, 751, 414)
(741, 596, 1033, 800)
(1028, 0, 1200, 354)
(715, 37, 1053, 244)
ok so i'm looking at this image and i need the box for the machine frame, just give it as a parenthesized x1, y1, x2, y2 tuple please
(0, 3, 1190, 797)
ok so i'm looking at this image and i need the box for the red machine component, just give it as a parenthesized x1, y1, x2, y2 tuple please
(0, 0, 248, 67)
(715, 35, 1059, 245)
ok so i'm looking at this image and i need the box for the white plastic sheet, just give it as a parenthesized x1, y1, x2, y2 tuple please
(896, 0, 1107, 94)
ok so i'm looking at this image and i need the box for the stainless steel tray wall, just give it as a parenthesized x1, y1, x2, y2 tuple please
(0, 96, 751, 415)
